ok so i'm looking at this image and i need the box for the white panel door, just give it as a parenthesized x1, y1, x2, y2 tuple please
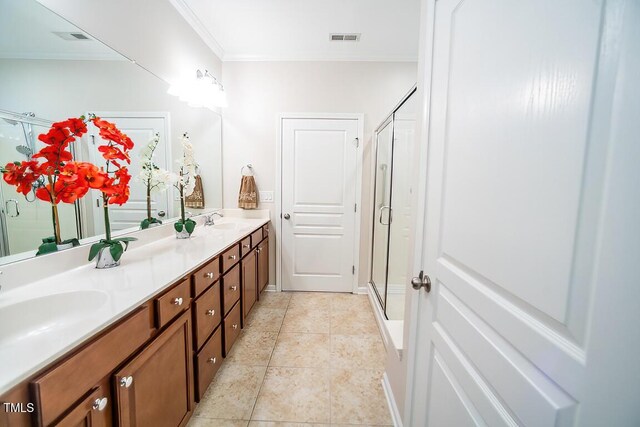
(407, 0, 640, 426)
(281, 117, 359, 292)
(88, 114, 170, 234)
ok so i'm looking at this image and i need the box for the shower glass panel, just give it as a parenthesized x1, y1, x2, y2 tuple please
(0, 114, 79, 258)
(370, 118, 394, 307)
(369, 87, 417, 319)
(385, 93, 418, 320)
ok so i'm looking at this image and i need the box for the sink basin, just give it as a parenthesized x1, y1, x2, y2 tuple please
(0, 290, 108, 346)
(211, 222, 237, 230)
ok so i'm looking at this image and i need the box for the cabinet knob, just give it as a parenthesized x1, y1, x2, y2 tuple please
(230, 285, 238, 291)
(232, 324, 238, 330)
(206, 309, 215, 316)
(257, 248, 261, 254)
(92, 397, 108, 411)
(205, 272, 214, 279)
(242, 244, 250, 249)
(207, 357, 217, 364)
(172, 297, 184, 306)
(228, 255, 237, 260)
(120, 376, 133, 388)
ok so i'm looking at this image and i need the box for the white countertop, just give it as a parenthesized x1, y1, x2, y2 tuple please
(0, 214, 269, 395)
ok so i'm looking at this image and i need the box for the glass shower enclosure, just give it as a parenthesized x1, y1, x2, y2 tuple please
(370, 87, 418, 320)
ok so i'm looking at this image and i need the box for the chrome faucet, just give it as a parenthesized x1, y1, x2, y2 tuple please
(204, 211, 224, 226)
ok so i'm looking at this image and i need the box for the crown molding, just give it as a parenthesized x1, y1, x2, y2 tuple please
(168, 0, 225, 61)
(0, 52, 126, 61)
(222, 53, 419, 63)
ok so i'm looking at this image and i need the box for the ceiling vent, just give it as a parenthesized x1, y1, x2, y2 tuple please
(53, 31, 92, 41)
(330, 33, 361, 42)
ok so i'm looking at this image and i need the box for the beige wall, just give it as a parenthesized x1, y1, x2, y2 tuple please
(220, 61, 417, 287)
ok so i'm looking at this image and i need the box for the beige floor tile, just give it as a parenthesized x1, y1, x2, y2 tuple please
(331, 334, 386, 369)
(258, 291, 292, 309)
(270, 333, 330, 368)
(252, 367, 330, 423)
(248, 422, 329, 427)
(195, 364, 266, 420)
(330, 369, 392, 425)
(288, 292, 333, 311)
(331, 293, 373, 312)
(280, 307, 330, 334)
(244, 306, 287, 332)
(225, 329, 278, 366)
(188, 417, 249, 427)
(330, 309, 380, 335)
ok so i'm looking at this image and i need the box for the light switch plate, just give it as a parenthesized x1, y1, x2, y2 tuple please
(259, 191, 274, 202)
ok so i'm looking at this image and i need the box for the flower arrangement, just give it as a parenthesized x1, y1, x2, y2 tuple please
(173, 133, 197, 238)
(1, 115, 138, 266)
(86, 116, 137, 267)
(138, 133, 174, 229)
(2, 117, 91, 254)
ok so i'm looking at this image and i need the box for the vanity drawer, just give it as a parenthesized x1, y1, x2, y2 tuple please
(223, 302, 242, 355)
(222, 264, 241, 315)
(240, 237, 252, 258)
(221, 244, 240, 273)
(251, 229, 263, 248)
(31, 305, 153, 427)
(195, 326, 223, 401)
(192, 257, 220, 298)
(262, 224, 269, 239)
(155, 277, 191, 329)
(193, 280, 222, 350)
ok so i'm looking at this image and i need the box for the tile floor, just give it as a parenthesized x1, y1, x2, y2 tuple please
(188, 291, 393, 427)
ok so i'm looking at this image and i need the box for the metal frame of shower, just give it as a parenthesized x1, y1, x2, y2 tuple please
(369, 85, 417, 319)
(0, 109, 84, 257)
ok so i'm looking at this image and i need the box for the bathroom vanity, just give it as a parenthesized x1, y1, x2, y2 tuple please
(0, 215, 270, 427)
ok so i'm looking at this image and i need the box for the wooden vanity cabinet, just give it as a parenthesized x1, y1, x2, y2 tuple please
(242, 249, 258, 319)
(54, 383, 110, 427)
(258, 237, 269, 293)
(114, 310, 194, 427)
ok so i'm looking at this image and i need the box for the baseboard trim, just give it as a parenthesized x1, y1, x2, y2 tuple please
(382, 372, 403, 427)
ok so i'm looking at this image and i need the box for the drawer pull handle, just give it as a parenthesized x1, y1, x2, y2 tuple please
(206, 309, 215, 316)
(207, 357, 217, 364)
(228, 255, 237, 260)
(120, 376, 133, 388)
(172, 297, 184, 306)
(242, 244, 250, 249)
(205, 272, 215, 279)
(92, 397, 108, 411)
(230, 285, 238, 291)
(232, 324, 238, 330)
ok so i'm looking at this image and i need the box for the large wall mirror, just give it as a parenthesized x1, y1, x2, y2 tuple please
(0, 0, 223, 264)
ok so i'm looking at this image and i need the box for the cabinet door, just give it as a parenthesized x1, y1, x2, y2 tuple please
(258, 238, 269, 293)
(114, 311, 194, 427)
(242, 249, 257, 319)
(55, 385, 110, 427)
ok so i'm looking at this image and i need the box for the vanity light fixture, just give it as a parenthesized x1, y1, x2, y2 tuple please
(167, 69, 227, 110)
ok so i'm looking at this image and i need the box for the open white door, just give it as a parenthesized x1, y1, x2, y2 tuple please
(280, 115, 362, 293)
(405, 0, 640, 426)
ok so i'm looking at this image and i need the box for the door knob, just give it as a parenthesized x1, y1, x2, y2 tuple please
(411, 271, 431, 292)
(283, 213, 290, 220)
(158, 210, 166, 218)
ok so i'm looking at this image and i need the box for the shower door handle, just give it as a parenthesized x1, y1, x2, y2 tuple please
(5, 199, 19, 217)
(378, 206, 391, 225)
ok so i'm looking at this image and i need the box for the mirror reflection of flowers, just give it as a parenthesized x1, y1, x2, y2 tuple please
(87, 115, 138, 266)
(1, 117, 89, 254)
(138, 133, 175, 229)
(173, 132, 197, 237)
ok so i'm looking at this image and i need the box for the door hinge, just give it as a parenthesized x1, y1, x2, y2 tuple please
(354, 203, 357, 212)
(352, 265, 355, 275)
(354, 137, 359, 148)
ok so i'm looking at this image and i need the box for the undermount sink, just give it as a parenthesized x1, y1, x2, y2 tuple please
(211, 222, 237, 230)
(0, 290, 108, 346)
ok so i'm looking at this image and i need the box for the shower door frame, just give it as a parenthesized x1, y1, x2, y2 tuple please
(0, 109, 84, 258)
(368, 85, 418, 318)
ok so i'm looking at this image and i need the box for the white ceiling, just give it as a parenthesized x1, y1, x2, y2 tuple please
(172, 0, 420, 62)
(0, 0, 123, 60)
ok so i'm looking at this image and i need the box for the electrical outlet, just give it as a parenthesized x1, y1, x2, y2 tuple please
(259, 191, 274, 202)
